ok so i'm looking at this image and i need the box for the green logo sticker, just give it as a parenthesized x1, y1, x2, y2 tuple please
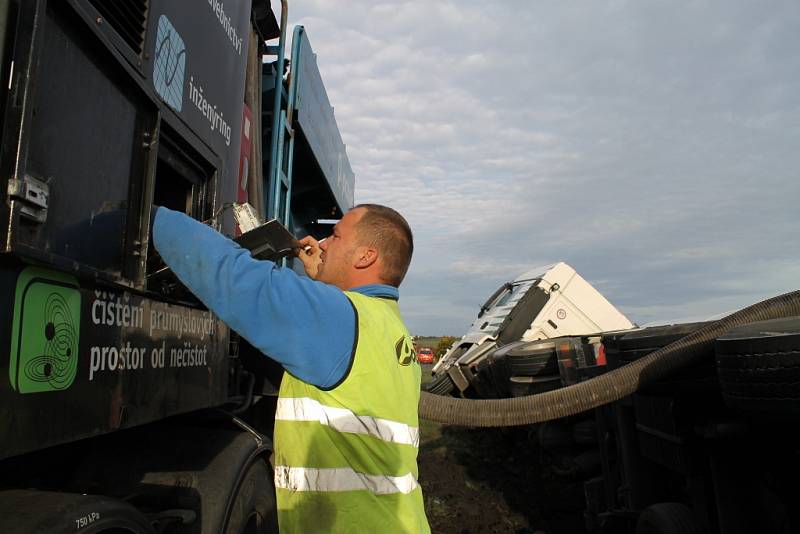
(9, 268, 81, 393)
(395, 335, 416, 366)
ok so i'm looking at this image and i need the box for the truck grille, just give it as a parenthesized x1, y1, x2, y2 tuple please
(89, 0, 149, 56)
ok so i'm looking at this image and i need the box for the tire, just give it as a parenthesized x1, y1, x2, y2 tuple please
(425, 372, 456, 396)
(494, 340, 558, 376)
(506, 351, 558, 376)
(636, 502, 705, 534)
(0, 489, 155, 534)
(68, 424, 274, 534)
(224, 459, 278, 534)
(716, 316, 800, 415)
(614, 322, 710, 365)
(509, 375, 561, 397)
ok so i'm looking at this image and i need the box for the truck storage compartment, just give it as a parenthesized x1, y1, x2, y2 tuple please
(146, 128, 214, 300)
(633, 393, 706, 475)
(152, 133, 211, 218)
(0, 1, 155, 284)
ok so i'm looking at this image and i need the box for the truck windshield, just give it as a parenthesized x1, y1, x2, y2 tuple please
(492, 287, 517, 309)
(479, 279, 539, 317)
(478, 283, 511, 317)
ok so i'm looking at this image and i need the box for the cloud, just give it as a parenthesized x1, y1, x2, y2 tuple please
(286, 1, 800, 335)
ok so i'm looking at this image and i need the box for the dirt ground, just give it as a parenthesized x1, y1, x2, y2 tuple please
(418, 366, 587, 534)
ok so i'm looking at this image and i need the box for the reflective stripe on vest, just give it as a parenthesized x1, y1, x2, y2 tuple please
(275, 292, 430, 533)
(275, 397, 420, 447)
(274, 465, 419, 495)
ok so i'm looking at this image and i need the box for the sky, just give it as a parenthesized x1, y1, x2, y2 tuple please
(282, 0, 800, 336)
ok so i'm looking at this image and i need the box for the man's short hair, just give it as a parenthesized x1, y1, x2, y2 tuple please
(354, 204, 413, 287)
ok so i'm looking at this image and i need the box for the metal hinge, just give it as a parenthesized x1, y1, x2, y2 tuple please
(8, 174, 49, 223)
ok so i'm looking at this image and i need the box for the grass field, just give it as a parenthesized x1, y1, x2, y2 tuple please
(417, 364, 585, 533)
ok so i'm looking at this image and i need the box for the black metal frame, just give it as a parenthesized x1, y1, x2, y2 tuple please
(0, 0, 221, 293)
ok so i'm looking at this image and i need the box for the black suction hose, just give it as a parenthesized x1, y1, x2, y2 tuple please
(419, 290, 800, 427)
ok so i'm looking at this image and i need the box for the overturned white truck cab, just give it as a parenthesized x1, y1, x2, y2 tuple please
(429, 262, 634, 398)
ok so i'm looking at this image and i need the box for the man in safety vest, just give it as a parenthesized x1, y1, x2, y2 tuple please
(153, 203, 430, 533)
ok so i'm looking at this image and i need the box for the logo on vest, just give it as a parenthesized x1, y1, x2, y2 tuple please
(395, 336, 416, 366)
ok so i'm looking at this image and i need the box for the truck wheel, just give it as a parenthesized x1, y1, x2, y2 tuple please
(636, 502, 705, 534)
(508, 375, 561, 397)
(506, 350, 558, 376)
(716, 316, 800, 415)
(0, 489, 155, 533)
(493, 340, 558, 376)
(425, 373, 456, 396)
(224, 459, 278, 534)
(611, 321, 710, 366)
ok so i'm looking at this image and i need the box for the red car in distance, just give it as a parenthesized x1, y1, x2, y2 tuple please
(418, 348, 435, 364)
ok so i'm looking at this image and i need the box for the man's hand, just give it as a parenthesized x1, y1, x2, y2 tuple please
(297, 236, 322, 279)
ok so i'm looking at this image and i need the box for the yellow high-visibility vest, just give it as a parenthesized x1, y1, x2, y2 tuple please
(274, 291, 430, 533)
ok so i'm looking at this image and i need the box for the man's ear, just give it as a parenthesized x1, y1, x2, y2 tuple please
(354, 246, 378, 269)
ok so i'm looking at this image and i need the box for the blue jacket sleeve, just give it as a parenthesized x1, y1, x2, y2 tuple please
(152, 207, 355, 388)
